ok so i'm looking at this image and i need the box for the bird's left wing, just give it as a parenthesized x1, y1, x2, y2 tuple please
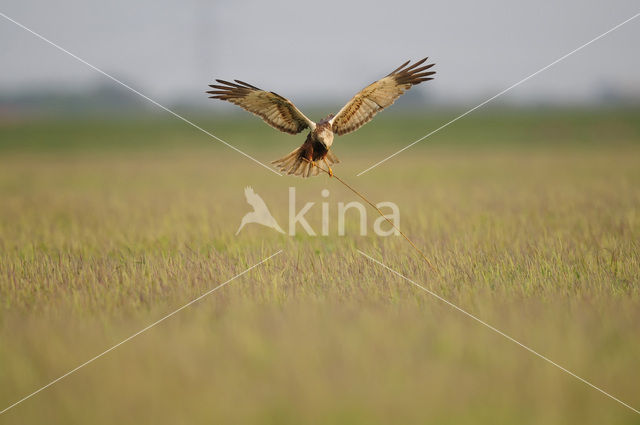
(330, 58, 435, 136)
(207, 80, 315, 135)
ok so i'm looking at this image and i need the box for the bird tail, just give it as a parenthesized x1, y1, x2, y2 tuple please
(272, 148, 339, 178)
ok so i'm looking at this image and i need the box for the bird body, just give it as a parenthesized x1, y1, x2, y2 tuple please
(273, 120, 338, 177)
(208, 58, 435, 177)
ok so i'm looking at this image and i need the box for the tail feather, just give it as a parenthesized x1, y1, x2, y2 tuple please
(292, 159, 305, 176)
(272, 147, 339, 178)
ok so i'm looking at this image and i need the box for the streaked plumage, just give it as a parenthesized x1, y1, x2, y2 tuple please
(207, 58, 435, 177)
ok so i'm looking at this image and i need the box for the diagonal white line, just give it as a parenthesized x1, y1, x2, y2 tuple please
(0, 250, 283, 416)
(357, 12, 640, 176)
(357, 249, 640, 415)
(0, 11, 282, 176)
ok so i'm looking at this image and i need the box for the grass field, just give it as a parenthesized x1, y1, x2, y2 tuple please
(1, 108, 639, 424)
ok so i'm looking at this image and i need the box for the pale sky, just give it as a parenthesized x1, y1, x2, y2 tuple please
(1, 0, 639, 107)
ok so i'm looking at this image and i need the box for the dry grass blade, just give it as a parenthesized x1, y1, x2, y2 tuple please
(306, 159, 439, 274)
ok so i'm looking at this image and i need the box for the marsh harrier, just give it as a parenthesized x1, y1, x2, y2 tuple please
(207, 58, 435, 177)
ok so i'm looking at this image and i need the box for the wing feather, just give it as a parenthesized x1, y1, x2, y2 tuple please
(330, 58, 435, 135)
(207, 79, 314, 134)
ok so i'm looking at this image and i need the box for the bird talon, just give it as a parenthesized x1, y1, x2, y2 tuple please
(328, 167, 333, 177)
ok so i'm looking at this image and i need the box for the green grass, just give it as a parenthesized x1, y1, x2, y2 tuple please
(1, 109, 639, 424)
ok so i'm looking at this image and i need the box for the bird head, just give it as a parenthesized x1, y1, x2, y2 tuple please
(316, 123, 334, 147)
(319, 114, 335, 124)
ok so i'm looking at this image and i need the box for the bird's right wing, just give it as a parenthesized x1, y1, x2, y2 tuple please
(208, 80, 315, 134)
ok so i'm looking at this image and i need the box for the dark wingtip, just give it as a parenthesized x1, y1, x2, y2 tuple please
(414, 71, 436, 78)
(407, 57, 427, 69)
(234, 79, 260, 90)
(387, 59, 411, 76)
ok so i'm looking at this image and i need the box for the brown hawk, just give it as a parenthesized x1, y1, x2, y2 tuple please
(207, 58, 435, 177)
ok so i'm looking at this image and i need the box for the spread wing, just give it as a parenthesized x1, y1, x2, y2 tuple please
(207, 80, 315, 135)
(330, 58, 435, 136)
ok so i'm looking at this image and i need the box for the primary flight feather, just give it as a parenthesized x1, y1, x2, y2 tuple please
(207, 58, 435, 177)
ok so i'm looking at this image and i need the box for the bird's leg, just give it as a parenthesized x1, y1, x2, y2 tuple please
(306, 153, 315, 168)
(323, 158, 333, 177)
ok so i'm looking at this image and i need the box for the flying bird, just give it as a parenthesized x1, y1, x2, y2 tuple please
(207, 58, 435, 177)
(236, 186, 285, 235)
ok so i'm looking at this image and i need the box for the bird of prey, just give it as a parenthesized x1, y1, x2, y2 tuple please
(207, 58, 435, 177)
(236, 186, 285, 235)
